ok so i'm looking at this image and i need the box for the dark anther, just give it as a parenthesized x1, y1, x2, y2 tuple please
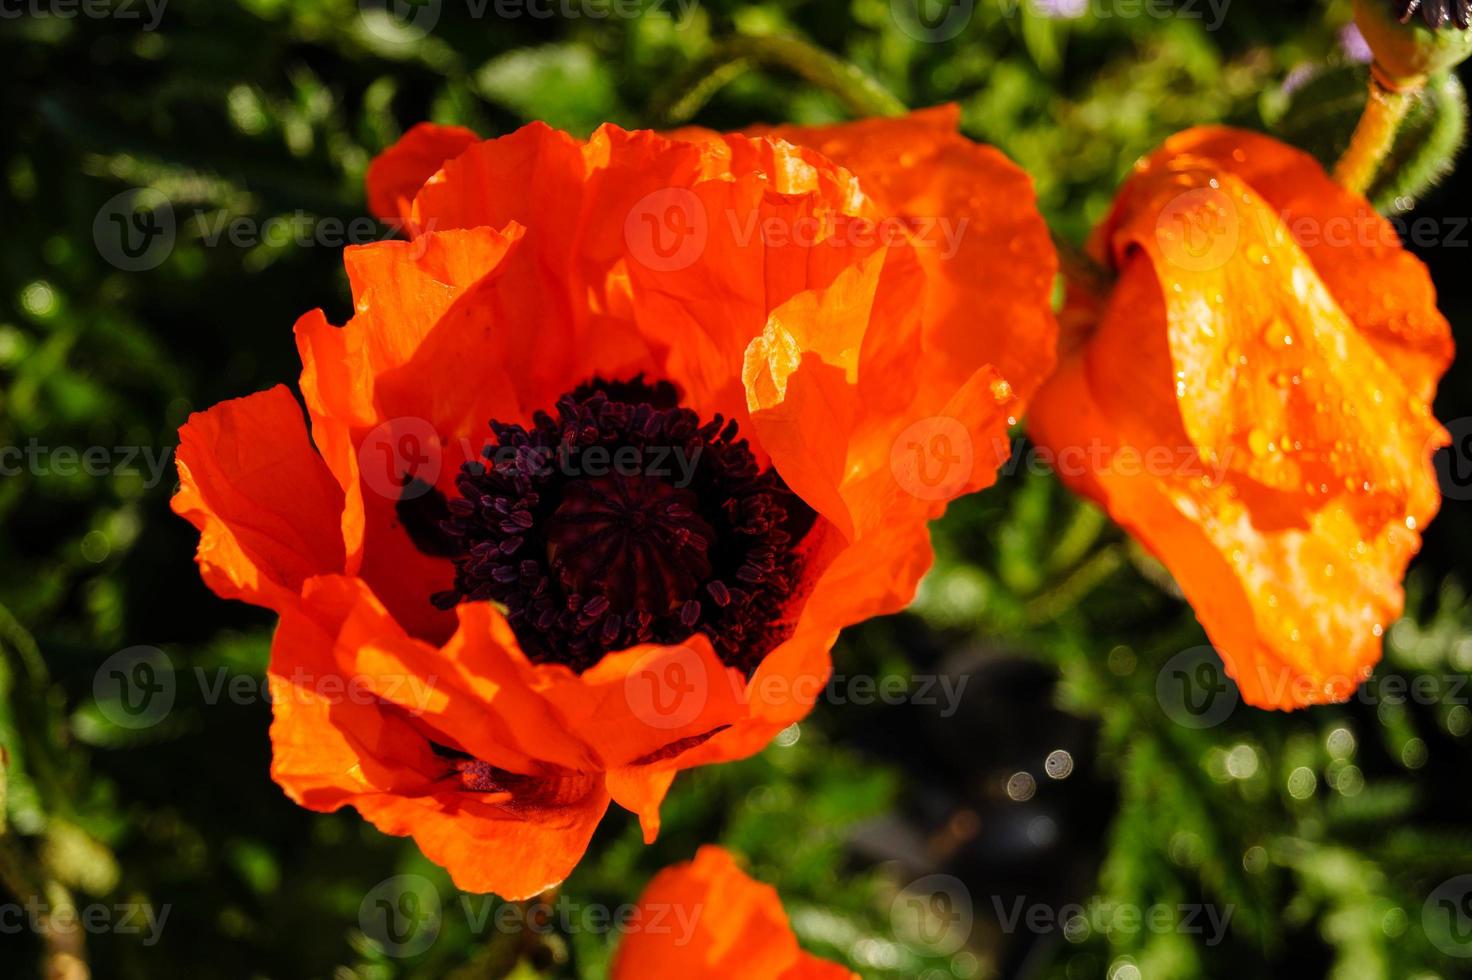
(1394, 0, 1472, 30)
(396, 480, 460, 558)
(428, 376, 816, 674)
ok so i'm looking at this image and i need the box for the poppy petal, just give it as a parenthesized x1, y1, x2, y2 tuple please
(1100, 165, 1443, 533)
(294, 225, 524, 642)
(743, 253, 1018, 624)
(752, 106, 1059, 407)
(355, 783, 610, 900)
(605, 767, 677, 844)
(1031, 127, 1451, 709)
(294, 577, 595, 771)
(269, 576, 611, 899)
(294, 226, 523, 551)
(610, 846, 855, 980)
(268, 584, 450, 810)
(365, 122, 480, 227)
(1033, 338, 1422, 708)
(1136, 126, 1453, 395)
(173, 385, 346, 613)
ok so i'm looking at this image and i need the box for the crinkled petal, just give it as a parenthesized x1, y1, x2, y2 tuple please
(354, 784, 609, 900)
(444, 606, 749, 770)
(1133, 126, 1453, 395)
(172, 385, 346, 613)
(294, 225, 524, 641)
(605, 767, 678, 845)
(1032, 343, 1421, 708)
(268, 576, 611, 899)
(741, 246, 1018, 623)
(365, 121, 479, 227)
(751, 106, 1059, 406)
(1101, 163, 1443, 533)
(1031, 135, 1451, 710)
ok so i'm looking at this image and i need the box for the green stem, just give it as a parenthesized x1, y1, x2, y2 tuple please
(1333, 76, 1418, 195)
(1045, 501, 1109, 576)
(1024, 544, 1124, 626)
(0, 601, 68, 814)
(650, 35, 906, 126)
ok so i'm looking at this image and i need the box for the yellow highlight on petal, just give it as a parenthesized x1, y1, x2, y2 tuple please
(742, 318, 804, 411)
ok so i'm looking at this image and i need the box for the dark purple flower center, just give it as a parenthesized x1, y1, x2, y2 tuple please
(423, 377, 816, 673)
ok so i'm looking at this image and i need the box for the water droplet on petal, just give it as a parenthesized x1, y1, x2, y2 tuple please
(1260, 318, 1295, 347)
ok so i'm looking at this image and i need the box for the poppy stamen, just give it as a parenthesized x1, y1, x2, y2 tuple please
(1394, 0, 1472, 29)
(430, 377, 815, 673)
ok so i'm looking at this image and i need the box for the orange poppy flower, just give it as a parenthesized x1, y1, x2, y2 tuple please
(1030, 127, 1453, 709)
(610, 846, 855, 979)
(173, 110, 1057, 896)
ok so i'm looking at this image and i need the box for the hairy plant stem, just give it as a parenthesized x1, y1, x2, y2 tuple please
(1334, 75, 1419, 194)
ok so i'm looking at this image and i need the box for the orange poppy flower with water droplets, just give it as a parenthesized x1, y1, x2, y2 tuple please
(1030, 127, 1453, 710)
(610, 846, 855, 980)
(173, 111, 1057, 897)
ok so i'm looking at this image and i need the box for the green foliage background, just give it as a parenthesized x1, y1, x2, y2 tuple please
(3, 0, 1472, 977)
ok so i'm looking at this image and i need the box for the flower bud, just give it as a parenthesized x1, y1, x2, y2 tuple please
(1354, 0, 1472, 89)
